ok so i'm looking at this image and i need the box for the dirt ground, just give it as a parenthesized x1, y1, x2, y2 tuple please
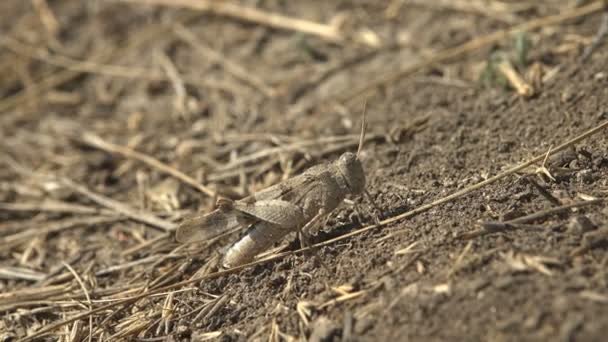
(1, 1, 608, 341)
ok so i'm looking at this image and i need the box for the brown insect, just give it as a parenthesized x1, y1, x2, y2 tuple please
(176, 115, 370, 268)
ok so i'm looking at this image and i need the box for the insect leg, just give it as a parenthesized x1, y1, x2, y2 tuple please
(298, 209, 327, 247)
(364, 189, 382, 224)
(298, 209, 331, 272)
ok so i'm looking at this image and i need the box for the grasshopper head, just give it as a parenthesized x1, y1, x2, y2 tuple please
(335, 152, 366, 195)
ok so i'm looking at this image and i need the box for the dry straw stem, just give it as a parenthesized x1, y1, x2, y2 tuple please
(173, 24, 277, 97)
(2, 36, 241, 94)
(118, 0, 377, 46)
(32, 0, 60, 36)
(497, 59, 534, 97)
(507, 199, 604, 224)
(0, 199, 113, 215)
(3, 37, 162, 82)
(80, 132, 217, 198)
(62, 262, 94, 341)
(0, 266, 46, 282)
(393, 0, 528, 23)
(156, 51, 188, 116)
(60, 178, 177, 231)
(0, 216, 124, 249)
(580, 10, 608, 61)
(21, 119, 608, 342)
(0, 11, 201, 114)
(0, 284, 70, 306)
(336, 0, 606, 105)
(215, 133, 383, 173)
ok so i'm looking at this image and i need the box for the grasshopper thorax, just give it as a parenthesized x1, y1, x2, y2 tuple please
(334, 152, 366, 195)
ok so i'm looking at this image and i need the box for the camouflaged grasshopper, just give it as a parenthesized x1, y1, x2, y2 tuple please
(176, 115, 369, 268)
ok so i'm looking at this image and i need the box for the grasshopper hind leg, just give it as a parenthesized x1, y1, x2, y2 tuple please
(298, 209, 331, 272)
(222, 221, 287, 269)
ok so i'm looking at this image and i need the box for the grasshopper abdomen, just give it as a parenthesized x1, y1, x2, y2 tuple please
(222, 221, 291, 268)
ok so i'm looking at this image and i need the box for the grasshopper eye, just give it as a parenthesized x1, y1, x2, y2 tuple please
(339, 152, 357, 165)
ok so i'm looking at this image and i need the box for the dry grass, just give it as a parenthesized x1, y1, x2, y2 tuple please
(1, 1, 607, 341)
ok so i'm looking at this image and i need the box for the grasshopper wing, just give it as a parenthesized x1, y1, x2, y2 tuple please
(175, 209, 252, 243)
(245, 168, 325, 204)
(233, 199, 306, 228)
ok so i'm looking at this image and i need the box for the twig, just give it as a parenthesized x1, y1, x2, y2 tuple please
(212, 132, 296, 145)
(60, 178, 176, 231)
(173, 24, 276, 97)
(157, 51, 188, 116)
(119, 0, 351, 45)
(447, 241, 473, 279)
(39, 250, 90, 285)
(95, 255, 160, 277)
(508, 199, 604, 224)
(397, 0, 526, 24)
(20, 119, 608, 342)
(0, 200, 113, 215)
(1, 37, 160, 81)
(497, 59, 534, 97)
(32, 0, 60, 37)
(192, 295, 229, 324)
(14, 53, 38, 111)
(215, 133, 382, 173)
(79, 132, 216, 198)
(218, 133, 368, 149)
(580, 9, 608, 61)
(0, 216, 124, 248)
(148, 260, 189, 289)
(458, 199, 604, 239)
(318, 290, 367, 309)
(0, 284, 73, 305)
(0, 300, 86, 313)
(121, 232, 172, 257)
(0, 267, 46, 282)
(534, 145, 556, 181)
(523, 176, 562, 206)
(63, 262, 94, 342)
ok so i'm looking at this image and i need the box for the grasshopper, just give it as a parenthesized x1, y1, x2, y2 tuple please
(176, 116, 370, 269)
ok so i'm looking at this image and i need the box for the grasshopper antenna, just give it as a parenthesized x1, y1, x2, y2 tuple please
(355, 101, 381, 222)
(356, 100, 368, 160)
